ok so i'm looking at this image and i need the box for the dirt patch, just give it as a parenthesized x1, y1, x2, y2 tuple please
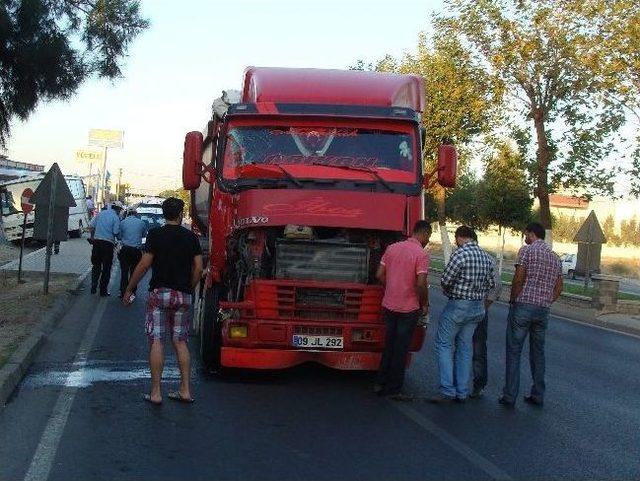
(0, 270, 77, 368)
(0, 241, 37, 266)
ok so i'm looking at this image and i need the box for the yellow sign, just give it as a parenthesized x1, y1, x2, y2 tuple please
(75, 149, 104, 164)
(88, 129, 124, 148)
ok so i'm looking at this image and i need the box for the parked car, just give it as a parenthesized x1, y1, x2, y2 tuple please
(560, 253, 577, 279)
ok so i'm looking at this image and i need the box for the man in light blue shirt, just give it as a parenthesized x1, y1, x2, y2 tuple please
(117, 209, 149, 297)
(89, 204, 122, 296)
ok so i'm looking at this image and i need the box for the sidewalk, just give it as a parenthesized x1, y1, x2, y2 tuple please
(0, 237, 91, 275)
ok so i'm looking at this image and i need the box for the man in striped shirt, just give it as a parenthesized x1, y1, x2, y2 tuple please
(431, 225, 496, 403)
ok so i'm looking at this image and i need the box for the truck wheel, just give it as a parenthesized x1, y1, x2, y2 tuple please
(69, 229, 81, 239)
(568, 269, 576, 280)
(200, 285, 223, 373)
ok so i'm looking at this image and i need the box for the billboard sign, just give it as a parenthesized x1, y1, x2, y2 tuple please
(88, 129, 124, 148)
(75, 149, 104, 164)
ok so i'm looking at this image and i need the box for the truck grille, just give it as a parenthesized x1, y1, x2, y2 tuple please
(275, 240, 369, 284)
(247, 280, 383, 323)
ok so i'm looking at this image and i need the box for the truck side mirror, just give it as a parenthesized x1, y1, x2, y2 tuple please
(437, 144, 457, 188)
(182, 131, 204, 190)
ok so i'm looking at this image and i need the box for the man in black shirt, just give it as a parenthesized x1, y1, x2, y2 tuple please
(123, 197, 203, 405)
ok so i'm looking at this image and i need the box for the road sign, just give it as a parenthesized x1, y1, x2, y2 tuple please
(21, 188, 34, 214)
(30, 163, 77, 294)
(75, 149, 104, 164)
(88, 129, 124, 148)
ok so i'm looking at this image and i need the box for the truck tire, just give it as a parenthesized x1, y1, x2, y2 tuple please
(200, 285, 223, 373)
(568, 269, 576, 280)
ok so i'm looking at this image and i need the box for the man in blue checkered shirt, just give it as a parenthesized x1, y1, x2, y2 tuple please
(430, 225, 496, 403)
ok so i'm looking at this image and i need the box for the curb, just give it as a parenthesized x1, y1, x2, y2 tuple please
(0, 267, 91, 407)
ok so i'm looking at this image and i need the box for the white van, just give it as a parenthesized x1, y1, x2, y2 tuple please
(0, 174, 90, 243)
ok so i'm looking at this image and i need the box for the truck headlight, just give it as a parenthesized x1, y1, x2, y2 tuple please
(229, 324, 248, 338)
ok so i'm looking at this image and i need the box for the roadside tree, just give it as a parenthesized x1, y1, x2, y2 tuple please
(439, 0, 632, 243)
(0, 0, 149, 146)
(480, 142, 533, 274)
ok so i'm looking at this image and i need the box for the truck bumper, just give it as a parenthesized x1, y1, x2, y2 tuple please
(221, 347, 397, 371)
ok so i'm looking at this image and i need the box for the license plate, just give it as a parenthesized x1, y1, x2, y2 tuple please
(292, 334, 343, 349)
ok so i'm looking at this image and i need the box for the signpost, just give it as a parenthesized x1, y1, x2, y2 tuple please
(17, 187, 34, 283)
(30, 163, 76, 294)
(75, 149, 104, 201)
(88, 129, 124, 207)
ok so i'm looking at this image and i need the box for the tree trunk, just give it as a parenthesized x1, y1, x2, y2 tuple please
(436, 186, 452, 263)
(499, 226, 506, 277)
(533, 111, 553, 246)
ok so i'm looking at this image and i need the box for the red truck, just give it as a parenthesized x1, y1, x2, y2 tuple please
(182, 67, 456, 372)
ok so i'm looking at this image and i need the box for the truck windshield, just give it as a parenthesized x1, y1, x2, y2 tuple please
(222, 125, 416, 180)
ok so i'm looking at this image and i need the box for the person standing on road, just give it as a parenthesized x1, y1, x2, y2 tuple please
(117, 208, 148, 298)
(89, 204, 122, 296)
(432, 225, 495, 404)
(86, 195, 95, 218)
(500, 222, 563, 408)
(374, 220, 432, 399)
(122, 197, 203, 405)
(470, 235, 503, 399)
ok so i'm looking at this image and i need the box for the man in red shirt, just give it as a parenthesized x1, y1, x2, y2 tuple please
(374, 220, 431, 398)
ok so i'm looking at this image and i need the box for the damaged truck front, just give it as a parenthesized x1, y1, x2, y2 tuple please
(182, 67, 456, 371)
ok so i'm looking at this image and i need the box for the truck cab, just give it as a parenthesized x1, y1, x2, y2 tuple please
(183, 67, 456, 371)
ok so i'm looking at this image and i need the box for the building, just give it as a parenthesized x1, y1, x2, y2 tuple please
(0, 155, 44, 181)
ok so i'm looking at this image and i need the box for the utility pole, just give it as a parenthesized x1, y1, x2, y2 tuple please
(116, 168, 123, 201)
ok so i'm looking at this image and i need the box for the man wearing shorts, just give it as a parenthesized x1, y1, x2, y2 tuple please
(123, 197, 203, 405)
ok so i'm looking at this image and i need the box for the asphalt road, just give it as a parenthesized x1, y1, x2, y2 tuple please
(1, 270, 639, 481)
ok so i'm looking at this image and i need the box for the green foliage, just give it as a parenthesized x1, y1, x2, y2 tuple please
(620, 217, 640, 246)
(553, 214, 584, 243)
(439, 0, 636, 229)
(0, 0, 149, 146)
(602, 215, 620, 246)
(480, 142, 533, 233)
(444, 173, 488, 229)
(158, 188, 190, 216)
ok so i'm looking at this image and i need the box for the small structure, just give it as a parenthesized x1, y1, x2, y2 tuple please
(591, 274, 621, 312)
(573, 210, 606, 282)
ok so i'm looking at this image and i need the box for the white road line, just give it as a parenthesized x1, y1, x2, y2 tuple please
(392, 402, 512, 481)
(23, 265, 117, 481)
(550, 313, 640, 340)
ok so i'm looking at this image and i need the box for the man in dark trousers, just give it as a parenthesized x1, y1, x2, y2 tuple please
(89, 204, 122, 296)
(123, 197, 203, 405)
(470, 232, 503, 399)
(117, 208, 148, 298)
(500, 222, 563, 408)
(374, 220, 431, 399)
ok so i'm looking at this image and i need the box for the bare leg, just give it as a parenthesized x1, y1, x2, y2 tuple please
(172, 340, 192, 399)
(149, 340, 164, 402)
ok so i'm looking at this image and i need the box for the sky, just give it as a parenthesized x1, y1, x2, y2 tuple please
(3, 0, 445, 194)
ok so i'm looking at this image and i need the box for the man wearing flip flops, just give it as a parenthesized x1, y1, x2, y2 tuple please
(123, 197, 203, 405)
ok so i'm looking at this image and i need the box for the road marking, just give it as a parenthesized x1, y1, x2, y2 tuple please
(491, 299, 640, 340)
(549, 312, 640, 340)
(23, 265, 117, 481)
(392, 402, 512, 481)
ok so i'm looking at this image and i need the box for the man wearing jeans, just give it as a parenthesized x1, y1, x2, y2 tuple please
(500, 222, 563, 408)
(432, 226, 495, 404)
(374, 220, 432, 399)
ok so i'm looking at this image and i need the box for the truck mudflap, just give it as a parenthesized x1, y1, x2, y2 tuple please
(220, 347, 407, 371)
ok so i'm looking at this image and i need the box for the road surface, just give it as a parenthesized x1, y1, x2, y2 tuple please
(1, 270, 639, 480)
